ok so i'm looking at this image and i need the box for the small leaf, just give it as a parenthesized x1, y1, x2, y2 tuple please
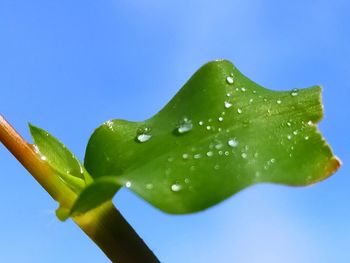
(70, 176, 120, 216)
(29, 124, 91, 193)
(82, 60, 340, 214)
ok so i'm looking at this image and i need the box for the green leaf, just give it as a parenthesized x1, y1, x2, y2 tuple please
(70, 176, 120, 216)
(29, 124, 91, 194)
(79, 60, 340, 214)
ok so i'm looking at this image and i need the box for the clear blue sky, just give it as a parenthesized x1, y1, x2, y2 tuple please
(0, 1, 349, 262)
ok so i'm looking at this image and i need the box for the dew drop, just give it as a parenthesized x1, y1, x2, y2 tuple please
(146, 183, 153, 190)
(276, 99, 282, 104)
(136, 133, 152, 143)
(228, 138, 238, 147)
(270, 158, 276, 163)
(290, 88, 299, 97)
(240, 87, 246, 92)
(125, 181, 132, 188)
(224, 101, 232, 108)
(286, 121, 291, 127)
(226, 93, 232, 97)
(218, 116, 224, 122)
(241, 153, 247, 159)
(136, 127, 152, 143)
(206, 151, 214, 157)
(177, 118, 193, 134)
(293, 130, 298, 135)
(206, 125, 211, 130)
(307, 120, 313, 126)
(214, 164, 220, 170)
(40, 155, 47, 161)
(194, 153, 201, 159)
(224, 151, 230, 156)
(199, 121, 204, 126)
(226, 76, 234, 84)
(182, 153, 189, 160)
(237, 108, 242, 114)
(105, 120, 115, 131)
(33, 145, 39, 154)
(184, 178, 190, 184)
(171, 183, 182, 192)
(215, 143, 223, 149)
(287, 135, 292, 140)
(304, 136, 309, 140)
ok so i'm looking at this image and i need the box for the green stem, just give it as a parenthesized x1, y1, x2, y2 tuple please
(74, 202, 160, 262)
(0, 115, 159, 263)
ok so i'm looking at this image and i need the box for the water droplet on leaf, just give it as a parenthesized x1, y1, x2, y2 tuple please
(194, 153, 201, 159)
(136, 134, 152, 142)
(206, 151, 213, 157)
(224, 101, 232, 108)
(177, 117, 193, 134)
(146, 183, 153, 190)
(226, 76, 234, 84)
(171, 183, 182, 192)
(136, 127, 152, 143)
(182, 153, 189, 160)
(290, 88, 299, 97)
(228, 138, 238, 147)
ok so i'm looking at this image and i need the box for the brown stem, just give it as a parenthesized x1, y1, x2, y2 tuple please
(0, 114, 75, 207)
(0, 115, 159, 263)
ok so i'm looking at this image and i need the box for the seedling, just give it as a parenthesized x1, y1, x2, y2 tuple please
(0, 60, 340, 262)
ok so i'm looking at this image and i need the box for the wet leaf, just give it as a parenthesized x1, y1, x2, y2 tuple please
(75, 60, 340, 215)
(29, 124, 91, 194)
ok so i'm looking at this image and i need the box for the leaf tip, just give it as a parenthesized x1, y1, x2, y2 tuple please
(325, 155, 342, 178)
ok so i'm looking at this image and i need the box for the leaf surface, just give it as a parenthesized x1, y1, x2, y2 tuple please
(74, 60, 340, 215)
(29, 124, 91, 194)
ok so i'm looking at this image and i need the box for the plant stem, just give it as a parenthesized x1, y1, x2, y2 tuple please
(74, 202, 160, 262)
(0, 115, 75, 207)
(0, 115, 159, 263)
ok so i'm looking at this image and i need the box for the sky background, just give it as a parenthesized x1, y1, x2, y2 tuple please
(0, 0, 349, 262)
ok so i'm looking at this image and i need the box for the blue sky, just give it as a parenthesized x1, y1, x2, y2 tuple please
(0, 0, 349, 262)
